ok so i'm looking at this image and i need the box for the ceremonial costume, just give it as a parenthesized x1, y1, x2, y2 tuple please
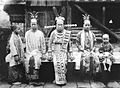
(76, 14, 100, 75)
(48, 16, 72, 85)
(25, 18, 46, 81)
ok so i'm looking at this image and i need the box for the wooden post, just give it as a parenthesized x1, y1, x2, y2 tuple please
(25, 9, 27, 33)
(102, 6, 105, 26)
(25, 1, 30, 32)
(67, 1, 72, 30)
(67, 1, 71, 24)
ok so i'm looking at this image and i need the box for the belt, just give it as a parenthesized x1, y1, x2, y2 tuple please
(54, 42, 62, 45)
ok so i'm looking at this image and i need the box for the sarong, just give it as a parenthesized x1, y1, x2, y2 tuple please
(25, 56, 39, 81)
(53, 51, 67, 85)
(81, 51, 100, 74)
(8, 64, 24, 84)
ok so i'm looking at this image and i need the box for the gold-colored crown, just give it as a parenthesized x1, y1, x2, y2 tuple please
(55, 16, 65, 21)
(28, 11, 39, 19)
(82, 14, 90, 21)
(55, 16, 65, 24)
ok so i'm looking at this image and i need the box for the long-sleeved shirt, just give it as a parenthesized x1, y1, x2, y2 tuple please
(25, 29, 46, 54)
(6, 32, 24, 67)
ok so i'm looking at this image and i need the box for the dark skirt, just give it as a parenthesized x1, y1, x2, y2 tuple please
(26, 56, 39, 81)
(80, 54, 101, 81)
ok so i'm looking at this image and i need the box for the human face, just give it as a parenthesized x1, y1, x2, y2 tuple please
(103, 38, 109, 43)
(84, 23, 91, 31)
(56, 23, 64, 32)
(31, 22, 37, 30)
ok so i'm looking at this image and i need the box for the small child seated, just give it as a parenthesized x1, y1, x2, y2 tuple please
(98, 34, 114, 72)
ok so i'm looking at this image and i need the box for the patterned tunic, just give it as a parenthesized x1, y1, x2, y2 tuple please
(76, 30, 100, 74)
(48, 29, 72, 85)
(77, 30, 96, 51)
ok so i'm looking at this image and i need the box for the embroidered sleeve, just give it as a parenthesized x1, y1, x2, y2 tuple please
(68, 36, 72, 53)
(76, 32, 82, 51)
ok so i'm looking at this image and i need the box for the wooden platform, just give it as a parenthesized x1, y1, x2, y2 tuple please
(1, 81, 120, 88)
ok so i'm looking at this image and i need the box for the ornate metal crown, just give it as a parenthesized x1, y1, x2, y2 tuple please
(82, 14, 90, 21)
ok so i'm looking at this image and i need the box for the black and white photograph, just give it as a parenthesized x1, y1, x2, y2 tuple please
(0, 0, 120, 88)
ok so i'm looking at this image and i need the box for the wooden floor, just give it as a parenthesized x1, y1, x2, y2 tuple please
(1, 81, 120, 88)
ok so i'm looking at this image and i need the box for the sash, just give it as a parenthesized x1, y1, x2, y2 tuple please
(61, 30, 71, 52)
(81, 30, 93, 50)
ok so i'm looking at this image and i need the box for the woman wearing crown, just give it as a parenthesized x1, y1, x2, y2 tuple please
(48, 7, 73, 85)
(76, 14, 100, 80)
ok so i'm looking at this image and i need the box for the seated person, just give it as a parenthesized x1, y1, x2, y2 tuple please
(98, 34, 115, 72)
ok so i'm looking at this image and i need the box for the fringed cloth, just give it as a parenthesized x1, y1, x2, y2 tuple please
(80, 51, 101, 75)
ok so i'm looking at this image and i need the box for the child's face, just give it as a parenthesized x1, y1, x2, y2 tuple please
(103, 38, 109, 43)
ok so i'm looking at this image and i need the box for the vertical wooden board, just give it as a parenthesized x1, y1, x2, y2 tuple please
(62, 82, 77, 88)
(77, 82, 91, 88)
(44, 82, 61, 88)
(107, 81, 120, 88)
(90, 82, 106, 88)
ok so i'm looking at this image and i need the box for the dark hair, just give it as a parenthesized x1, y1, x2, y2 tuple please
(11, 25, 17, 32)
